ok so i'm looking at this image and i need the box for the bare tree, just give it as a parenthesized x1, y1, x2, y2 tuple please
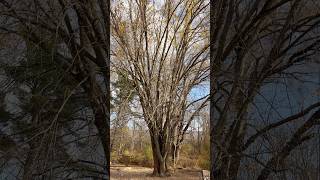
(0, 0, 111, 178)
(210, 0, 320, 179)
(111, 0, 209, 176)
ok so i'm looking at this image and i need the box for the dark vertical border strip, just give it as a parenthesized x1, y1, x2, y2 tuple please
(210, 0, 214, 179)
(96, 0, 111, 178)
(318, 63, 320, 180)
(106, 0, 111, 178)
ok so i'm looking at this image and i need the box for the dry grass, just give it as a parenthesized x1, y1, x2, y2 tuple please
(110, 165, 202, 180)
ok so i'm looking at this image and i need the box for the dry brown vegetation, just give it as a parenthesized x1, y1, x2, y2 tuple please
(110, 165, 202, 180)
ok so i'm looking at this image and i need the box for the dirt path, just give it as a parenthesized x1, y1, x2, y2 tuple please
(110, 165, 203, 180)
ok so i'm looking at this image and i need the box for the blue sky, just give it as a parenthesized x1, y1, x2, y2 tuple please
(189, 83, 209, 100)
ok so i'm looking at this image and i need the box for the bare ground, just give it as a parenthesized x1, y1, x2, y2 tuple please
(110, 165, 202, 180)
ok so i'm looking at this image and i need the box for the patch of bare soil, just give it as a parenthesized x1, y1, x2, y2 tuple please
(110, 165, 202, 180)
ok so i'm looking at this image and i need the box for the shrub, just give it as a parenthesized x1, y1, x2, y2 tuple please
(197, 154, 210, 170)
(178, 156, 198, 168)
(143, 145, 153, 165)
(118, 150, 132, 166)
(116, 147, 154, 167)
(111, 151, 120, 163)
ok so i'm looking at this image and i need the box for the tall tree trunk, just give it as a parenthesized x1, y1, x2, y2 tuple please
(171, 144, 180, 169)
(131, 121, 135, 152)
(150, 132, 168, 176)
